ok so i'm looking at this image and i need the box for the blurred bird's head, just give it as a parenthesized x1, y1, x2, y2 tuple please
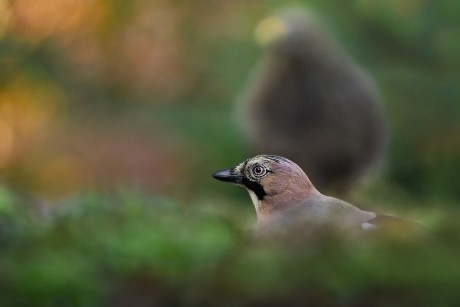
(212, 155, 320, 218)
(254, 8, 341, 62)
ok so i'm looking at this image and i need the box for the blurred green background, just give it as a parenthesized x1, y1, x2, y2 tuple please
(1, 0, 460, 305)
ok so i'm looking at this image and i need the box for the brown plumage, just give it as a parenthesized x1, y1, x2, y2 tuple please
(237, 9, 388, 194)
(212, 155, 417, 236)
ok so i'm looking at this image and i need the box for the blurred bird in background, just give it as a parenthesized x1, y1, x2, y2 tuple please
(237, 8, 388, 195)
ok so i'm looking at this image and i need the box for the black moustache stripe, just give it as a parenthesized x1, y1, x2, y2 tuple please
(242, 178, 267, 200)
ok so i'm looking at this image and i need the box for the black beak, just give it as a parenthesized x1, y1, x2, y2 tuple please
(212, 168, 244, 184)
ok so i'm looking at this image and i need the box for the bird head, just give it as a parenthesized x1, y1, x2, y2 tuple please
(212, 155, 320, 220)
(254, 8, 343, 66)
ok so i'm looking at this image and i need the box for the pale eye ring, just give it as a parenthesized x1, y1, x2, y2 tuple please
(251, 164, 267, 177)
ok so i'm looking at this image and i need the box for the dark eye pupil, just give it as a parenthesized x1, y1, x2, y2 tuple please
(254, 166, 264, 175)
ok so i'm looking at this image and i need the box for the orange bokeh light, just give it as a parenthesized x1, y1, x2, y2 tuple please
(0, 118, 14, 168)
(0, 77, 66, 162)
(9, 0, 106, 42)
(0, 0, 11, 39)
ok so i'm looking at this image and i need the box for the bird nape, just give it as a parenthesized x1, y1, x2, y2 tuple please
(212, 155, 422, 239)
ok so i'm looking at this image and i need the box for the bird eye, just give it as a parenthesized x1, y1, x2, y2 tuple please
(251, 165, 267, 177)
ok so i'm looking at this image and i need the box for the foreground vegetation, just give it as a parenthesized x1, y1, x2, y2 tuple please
(0, 189, 459, 306)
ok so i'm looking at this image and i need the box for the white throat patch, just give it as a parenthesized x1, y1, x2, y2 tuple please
(247, 189, 261, 209)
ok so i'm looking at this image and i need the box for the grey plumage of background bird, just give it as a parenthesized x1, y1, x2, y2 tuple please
(237, 9, 388, 195)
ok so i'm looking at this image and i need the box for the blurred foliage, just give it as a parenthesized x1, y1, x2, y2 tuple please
(0, 0, 460, 305)
(0, 192, 460, 306)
